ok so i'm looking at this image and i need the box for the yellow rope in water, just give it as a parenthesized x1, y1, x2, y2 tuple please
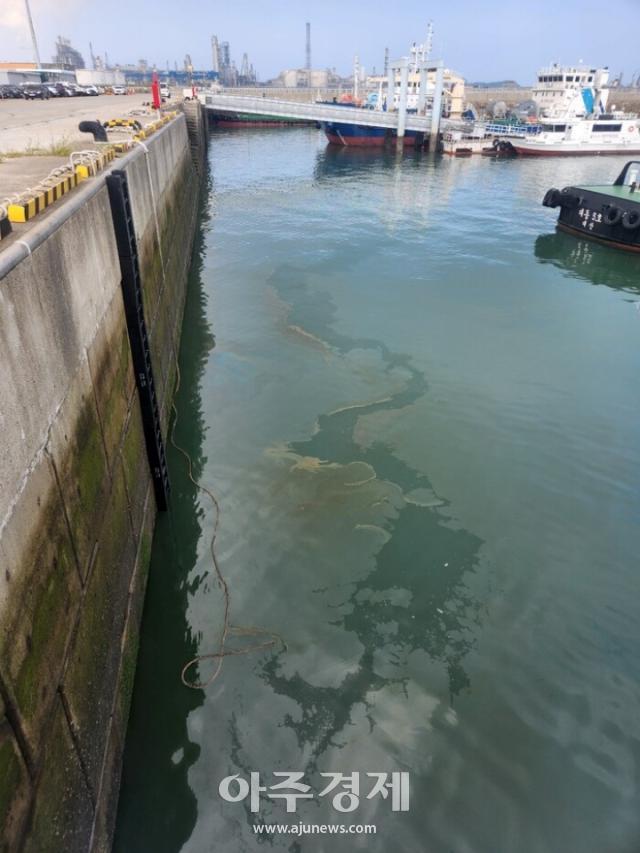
(170, 357, 285, 690)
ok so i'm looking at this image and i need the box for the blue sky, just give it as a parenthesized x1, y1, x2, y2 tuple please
(1, 0, 639, 84)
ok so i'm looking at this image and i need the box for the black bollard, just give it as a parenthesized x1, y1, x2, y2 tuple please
(78, 120, 108, 142)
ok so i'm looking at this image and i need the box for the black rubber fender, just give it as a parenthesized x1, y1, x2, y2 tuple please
(542, 188, 561, 208)
(78, 120, 108, 142)
(558, 188, 581, 210)
(621, 209, 640, 231)
(604, 205, 623, 227)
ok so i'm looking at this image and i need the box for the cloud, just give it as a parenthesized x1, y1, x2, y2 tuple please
(0, 2, 27, 30)
(0, 2, 31, 59)
(0, 0, 84, 61)
(1, 0, 81, 28)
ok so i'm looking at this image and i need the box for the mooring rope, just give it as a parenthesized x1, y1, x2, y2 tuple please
(139, 140, 284, 689)
(169, 350, 285, 690)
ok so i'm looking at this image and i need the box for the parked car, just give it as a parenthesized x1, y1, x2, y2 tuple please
(21, 84, 50, 100)
(44, 84, 61, 97)
(0, 85, 23, 99)
(58, 83, 73, 96)
(111, 85, 127, 95)
(160, 85, 170, 98)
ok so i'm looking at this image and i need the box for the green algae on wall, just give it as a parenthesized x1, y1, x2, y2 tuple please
(0, 106, 207, 853)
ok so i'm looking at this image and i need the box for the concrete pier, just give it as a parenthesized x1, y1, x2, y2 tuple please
(0, 103, 207, 852)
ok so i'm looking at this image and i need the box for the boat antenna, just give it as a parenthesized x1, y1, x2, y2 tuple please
(424, 20, 433, 63)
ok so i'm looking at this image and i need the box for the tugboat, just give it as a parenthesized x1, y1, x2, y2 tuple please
(542, 161, 640, 252)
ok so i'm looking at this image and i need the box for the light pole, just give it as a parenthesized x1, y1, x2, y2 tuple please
(24, 0, 42, 67)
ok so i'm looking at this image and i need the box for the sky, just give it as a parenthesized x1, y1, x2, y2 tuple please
(1, 0, 639, 84)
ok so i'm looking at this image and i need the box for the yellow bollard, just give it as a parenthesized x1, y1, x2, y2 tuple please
(8, 197, 37, 223)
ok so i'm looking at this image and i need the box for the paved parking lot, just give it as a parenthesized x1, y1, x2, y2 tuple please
(0, 93, 155, 154)
(0, 94, 180, 250)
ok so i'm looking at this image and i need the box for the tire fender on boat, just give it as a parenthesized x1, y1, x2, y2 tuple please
(604, 206, 623, 226)
(621, 209, 640, 230)
(558, 189, 581, 210)
(542, 188, 561, 208)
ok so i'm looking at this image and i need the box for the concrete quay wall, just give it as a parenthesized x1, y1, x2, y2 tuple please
(0, 104, 206, 852)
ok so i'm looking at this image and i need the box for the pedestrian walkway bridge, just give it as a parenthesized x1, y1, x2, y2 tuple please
(197, 93, 462, 134)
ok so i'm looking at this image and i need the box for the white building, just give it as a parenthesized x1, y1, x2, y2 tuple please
(277, 69, 329, 88)
(0, 70, 41, 85)
(76, 69, 126, 87)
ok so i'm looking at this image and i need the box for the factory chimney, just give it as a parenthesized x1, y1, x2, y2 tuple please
(305, 22, 311, 71)
(211, 35, 220, 73)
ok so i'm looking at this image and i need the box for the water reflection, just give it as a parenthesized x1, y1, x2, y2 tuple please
(257, 262, 485, 770)
(313, 146, 460, 233)
(535, 231, 640, 294)
(313, 144, 429, 182)
(113, 178, 215, 853)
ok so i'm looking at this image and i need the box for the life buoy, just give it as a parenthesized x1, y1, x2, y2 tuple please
(621, 209, 640, 230)
(604, 206, 623, 226)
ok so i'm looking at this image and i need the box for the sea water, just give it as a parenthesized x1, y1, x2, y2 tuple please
(114, 128, 640, 853)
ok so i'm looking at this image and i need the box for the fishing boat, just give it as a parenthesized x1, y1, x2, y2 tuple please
(509, 115, 640, 156)
(506, 64, 640, 155)
(320, 28, 461, 148)
(322, 120, 422, 147)
(542, 161, 640, 251)
(208, 111, 312, 127)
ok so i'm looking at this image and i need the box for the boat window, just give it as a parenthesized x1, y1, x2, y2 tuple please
(591, 123, 622, 132)
(550, 124, 567, 132)
(566, 75, 573, 81)
(588, 76, 593, 82)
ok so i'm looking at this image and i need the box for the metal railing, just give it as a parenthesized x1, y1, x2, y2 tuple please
(483, 122, 542, 136)
(197, 93, 462, 134)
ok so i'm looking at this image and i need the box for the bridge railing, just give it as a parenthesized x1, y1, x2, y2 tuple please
(197, 94, 444, 132)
